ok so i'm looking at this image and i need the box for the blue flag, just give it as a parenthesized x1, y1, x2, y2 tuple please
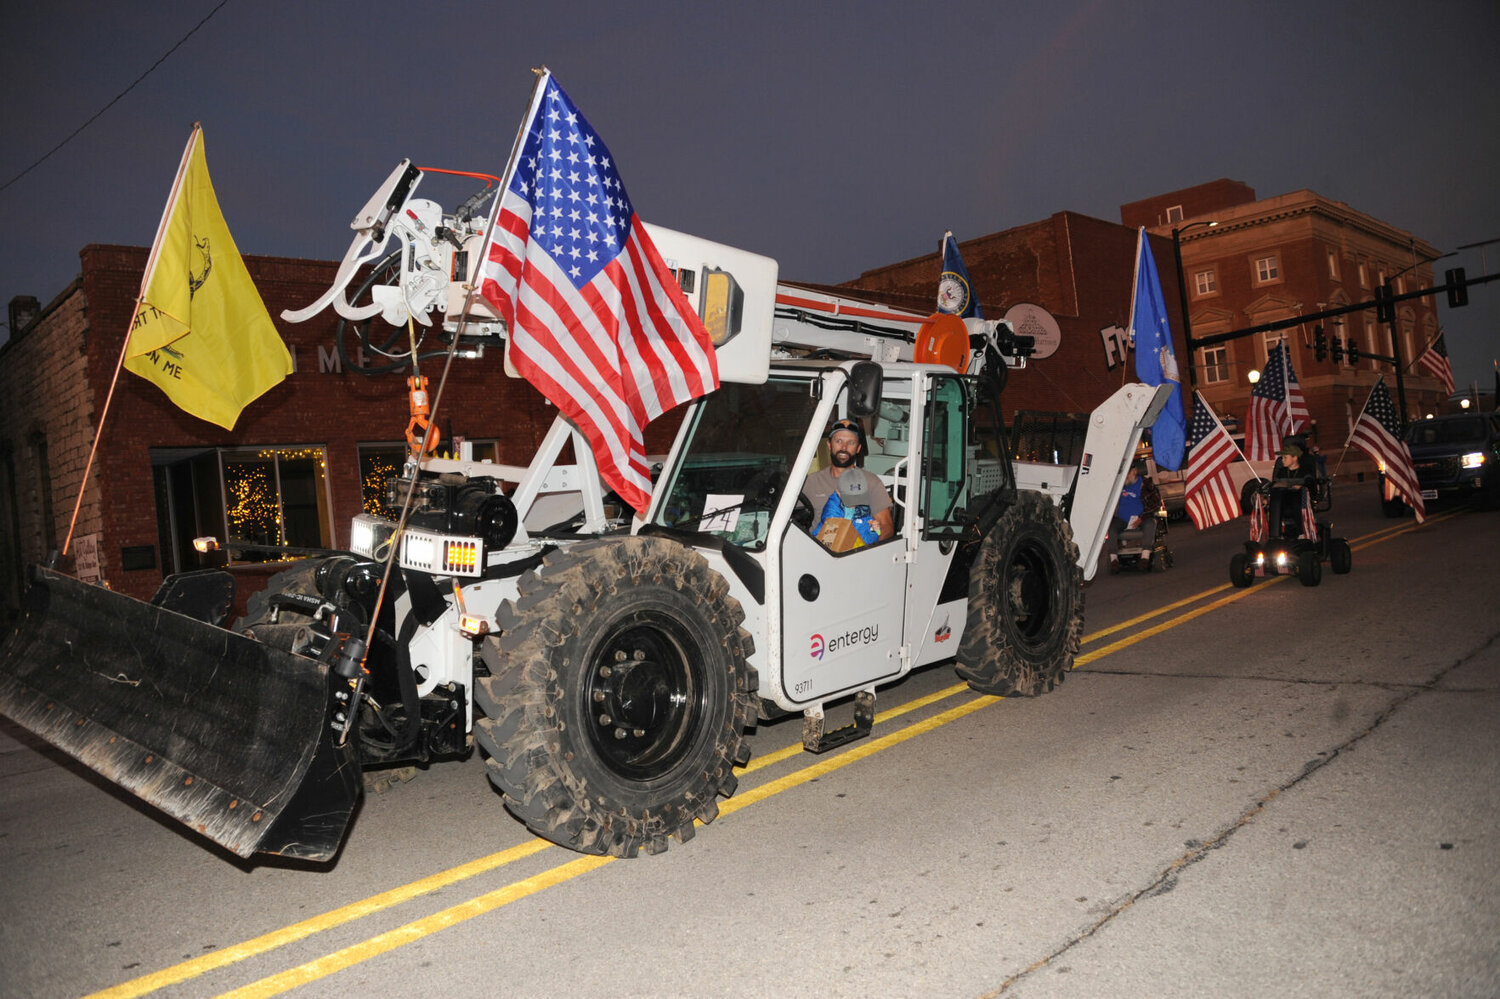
(937, 231, 982, 319)
(1130, 227, 1185, 470)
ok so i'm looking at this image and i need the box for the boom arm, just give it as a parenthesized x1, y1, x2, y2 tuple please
(1067, 382, 1173, 580)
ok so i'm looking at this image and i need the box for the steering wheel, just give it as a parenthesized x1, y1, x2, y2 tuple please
(791, 492, 815, 530)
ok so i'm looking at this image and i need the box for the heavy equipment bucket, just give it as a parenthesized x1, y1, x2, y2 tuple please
(0, 565, 361, 862)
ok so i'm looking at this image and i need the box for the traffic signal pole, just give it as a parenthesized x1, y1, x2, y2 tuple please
(1186, 270, 1499, 429)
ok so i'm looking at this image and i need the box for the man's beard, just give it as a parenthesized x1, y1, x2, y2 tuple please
(830, 449, 856, 468)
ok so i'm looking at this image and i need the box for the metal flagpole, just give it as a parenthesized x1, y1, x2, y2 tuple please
(338, 73, 550, 745)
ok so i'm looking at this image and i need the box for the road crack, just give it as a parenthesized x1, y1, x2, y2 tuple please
(980, 627, 1500, 997)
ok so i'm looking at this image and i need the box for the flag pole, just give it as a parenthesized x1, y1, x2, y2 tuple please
(1123, 227, 1145, 387)
(58, 124, 200, 562)
(340, 74, 550, 746)
(1329, 376, 1383, 479)
(451, 66, 551, 334)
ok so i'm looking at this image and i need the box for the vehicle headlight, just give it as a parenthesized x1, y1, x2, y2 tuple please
(405, 535, 435, 567)
(1275, 552, 1288, 567)
(1461, 451, 1485, 469)
(350, 519, 374, 558)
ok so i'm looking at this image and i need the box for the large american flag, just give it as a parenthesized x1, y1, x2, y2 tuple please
(1349, 377, 1425, 522)
(1184, 392, 1241, 529)
(478, 72, 718, 512)
(1246, 340, 1309, 461)
(1415, 332, 1456, 396)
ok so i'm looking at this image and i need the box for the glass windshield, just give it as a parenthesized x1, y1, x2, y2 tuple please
(1406, 417, 1484, 446)
(652, 377, 820, 549)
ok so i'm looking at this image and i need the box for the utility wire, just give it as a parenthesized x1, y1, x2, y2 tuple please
(0, 0, 231, 196)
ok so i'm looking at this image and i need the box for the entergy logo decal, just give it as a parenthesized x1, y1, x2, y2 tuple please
(809, 624, 879, 660)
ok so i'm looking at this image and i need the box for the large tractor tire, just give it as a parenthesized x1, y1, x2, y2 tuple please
(474, 536, 758, 858)
(234, 561, 326, 654)
(956, 491, 1084, 697)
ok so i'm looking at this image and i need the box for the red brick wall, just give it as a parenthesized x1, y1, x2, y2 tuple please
(3, 245, 568, 605)
(841, 212, 1188, 419)
(1120, 179, 1257, 230)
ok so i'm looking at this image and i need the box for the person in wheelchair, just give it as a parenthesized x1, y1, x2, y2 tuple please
(1265, 438, 1316, 539)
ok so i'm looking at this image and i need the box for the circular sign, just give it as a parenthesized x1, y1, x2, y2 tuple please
(1002, 303, 1061, 359)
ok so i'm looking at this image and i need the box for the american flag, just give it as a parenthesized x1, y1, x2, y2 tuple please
(1415, 332, 1456, 396)
(478, 72, 718, 512)
(1246, 340, 1309, 461)
(1184, 392, 1240, 530)
(1349, 377, 1425, 522)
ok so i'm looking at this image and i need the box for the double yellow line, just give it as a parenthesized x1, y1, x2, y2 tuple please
(89, 511, 1455, 998)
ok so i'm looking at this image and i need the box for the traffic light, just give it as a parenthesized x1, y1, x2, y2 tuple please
(1375, 284, 1395, 324)
(1330, 337, 1344, 363)
(1313, 325, 1327, 361)
(1446, 267, 1469, 308)
(1347, 340, 1360, 363)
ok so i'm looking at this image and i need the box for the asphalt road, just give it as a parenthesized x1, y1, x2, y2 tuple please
(2, 483, 1497, 998)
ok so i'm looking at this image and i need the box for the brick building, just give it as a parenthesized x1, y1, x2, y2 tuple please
(0, 245, 563, 612)
(0, 183, 1447, 612)
(1122, 180, 1450, 452)
(839, 211, 1185, 419)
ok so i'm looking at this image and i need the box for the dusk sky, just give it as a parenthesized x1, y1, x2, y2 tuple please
(2, 0, 1496, 389)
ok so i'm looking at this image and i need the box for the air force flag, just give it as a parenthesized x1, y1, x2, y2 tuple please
(1130, 227, 1185, 470)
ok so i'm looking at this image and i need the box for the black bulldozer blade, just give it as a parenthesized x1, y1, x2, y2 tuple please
(0, 565, 361, 862)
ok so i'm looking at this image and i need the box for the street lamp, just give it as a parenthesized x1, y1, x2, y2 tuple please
(1247, 368, 1261, 385)
(1172, 220, 1218, 392)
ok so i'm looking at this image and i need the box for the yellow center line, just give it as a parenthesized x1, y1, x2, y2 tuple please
(85, 840, 557, 999)
(90, 506, 1462, 997)
(217, 697, 1001, 999)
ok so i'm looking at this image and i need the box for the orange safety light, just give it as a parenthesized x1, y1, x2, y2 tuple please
(914, 313, 971, 372)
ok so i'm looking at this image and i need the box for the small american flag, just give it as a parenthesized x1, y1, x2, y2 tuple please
(1246, 340, 1309, 461)
(479, 72, 717, 512)
(1349, 377, 1425, 523)
(1415, 332, 1456, 396)
(1184, 392, 1240, 530)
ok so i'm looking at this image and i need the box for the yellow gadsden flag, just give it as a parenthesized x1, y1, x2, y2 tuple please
(124, 125, 291, 429)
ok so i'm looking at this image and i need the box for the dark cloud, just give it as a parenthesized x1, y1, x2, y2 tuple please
(3, 0, 1496, 385)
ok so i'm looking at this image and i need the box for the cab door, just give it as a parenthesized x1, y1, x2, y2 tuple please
(778, 380, 910, 705)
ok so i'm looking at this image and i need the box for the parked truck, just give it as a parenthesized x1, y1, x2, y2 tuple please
(0, 163, 1169, 862)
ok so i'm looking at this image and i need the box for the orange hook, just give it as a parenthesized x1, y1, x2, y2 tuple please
(405, 375, 441, 457)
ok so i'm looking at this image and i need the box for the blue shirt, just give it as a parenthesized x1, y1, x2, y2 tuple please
(1116, 476, 1144, 522)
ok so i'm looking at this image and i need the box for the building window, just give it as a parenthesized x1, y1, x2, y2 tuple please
(29, 432, 57, 555)
(1364, 319, 1379, 370)
(1327, 249, 1340, 280)
(1200, 344, 1229, 384)
(222, 446, 334, 562)
(358, 439, 502, 520)
(1193, 268, 1217, 296)
(358, 444, 407, 520)
(152, 444, 335, 572)
(1261, 332, 1285, 367)
(1166, 204, 1184, 224)
(1253, 254, 1280, 284)
(1357, 262, 1368, 288)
